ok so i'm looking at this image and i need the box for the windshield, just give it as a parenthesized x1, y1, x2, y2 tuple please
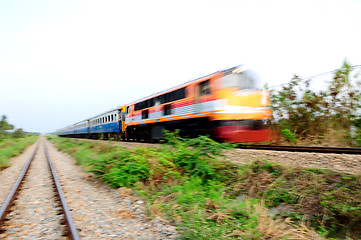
(222, 70, 257, 90)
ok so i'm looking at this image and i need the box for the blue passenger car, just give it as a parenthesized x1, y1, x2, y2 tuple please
(89, 108, 121, 139)
(57, 107, 125, 140)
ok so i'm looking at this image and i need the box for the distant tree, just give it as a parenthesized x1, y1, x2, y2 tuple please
(12, 128, 26, 138)
(0, 115, 14, 138)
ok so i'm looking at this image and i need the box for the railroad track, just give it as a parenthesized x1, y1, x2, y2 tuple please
(68, 137, 361, 155)
(0, 140, 79, 239)
(238, 144, 361, 155)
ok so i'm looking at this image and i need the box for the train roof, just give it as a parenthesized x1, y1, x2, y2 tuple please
(87, 108, 119, 120)
(58, 107, 120, 130)
(126, 65, 242, 105)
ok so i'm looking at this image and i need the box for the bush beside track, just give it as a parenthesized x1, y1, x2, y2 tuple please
(268, 60, 361, 147)
(0, 135, 39, 170)
(48, 133, 361, 239)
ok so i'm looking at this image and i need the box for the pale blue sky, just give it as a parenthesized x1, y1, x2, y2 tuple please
(1, 0, 361, 133)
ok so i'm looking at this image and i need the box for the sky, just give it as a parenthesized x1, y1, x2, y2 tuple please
(1, 0, 361, 133)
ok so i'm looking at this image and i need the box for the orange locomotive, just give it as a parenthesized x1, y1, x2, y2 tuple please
(124, 65, 272, 142)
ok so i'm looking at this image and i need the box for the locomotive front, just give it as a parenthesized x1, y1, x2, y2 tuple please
(211, 66, 273, 142)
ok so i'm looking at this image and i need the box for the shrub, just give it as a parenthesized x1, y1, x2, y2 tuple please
(268, 59, 361, 145)
(281, 128, 298, 143)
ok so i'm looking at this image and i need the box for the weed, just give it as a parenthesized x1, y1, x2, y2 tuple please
(282, 128, 298, 143)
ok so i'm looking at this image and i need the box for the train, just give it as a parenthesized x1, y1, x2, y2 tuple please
(57, 65, 273, 143)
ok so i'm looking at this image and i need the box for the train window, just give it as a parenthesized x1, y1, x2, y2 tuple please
(108, 116, 110, 122)
(157, 87, 186, 105)
(148, 98, 153, 108)
(164, 104, 172, 115)
(142, 109, 149, 119)
(132, 88, 186, 112)
(199, 80, 210, 96)
(174, 87, 186, 100)
(223, 71, 256, 90)
(165, 92, 171, 103)
(159, 95, 165, 104)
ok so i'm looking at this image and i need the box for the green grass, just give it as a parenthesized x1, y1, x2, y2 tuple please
(48, 134, 361, 239)
(0, 135, 39, 169)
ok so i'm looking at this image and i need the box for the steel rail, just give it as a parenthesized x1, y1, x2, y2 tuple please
(44, 141, 80, 240)
(237, 144, 361, 154)
(0, 141, 39, 228)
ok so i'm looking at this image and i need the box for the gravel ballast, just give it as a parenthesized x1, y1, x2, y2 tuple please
(45, 139, 179, 239)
